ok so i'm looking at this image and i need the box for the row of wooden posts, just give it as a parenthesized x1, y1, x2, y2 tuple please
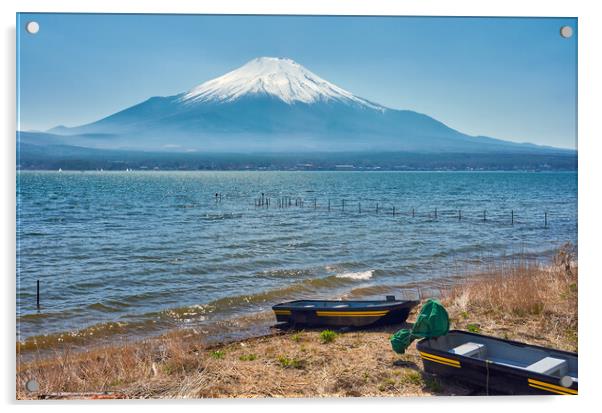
(254, 194, 549, 227)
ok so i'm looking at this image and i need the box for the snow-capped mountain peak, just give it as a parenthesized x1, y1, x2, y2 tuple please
(180, 57, 383, 109)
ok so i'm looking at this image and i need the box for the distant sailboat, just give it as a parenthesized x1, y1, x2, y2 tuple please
(58, 168, 62, 172)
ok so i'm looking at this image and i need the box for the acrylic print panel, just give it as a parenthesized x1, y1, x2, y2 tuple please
(16, 14, 577, 399)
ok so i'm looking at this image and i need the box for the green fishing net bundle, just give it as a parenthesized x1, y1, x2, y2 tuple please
(390, 299, 449, 354)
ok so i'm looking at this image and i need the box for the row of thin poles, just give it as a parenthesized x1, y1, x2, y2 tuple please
(253, 195, 549, 227)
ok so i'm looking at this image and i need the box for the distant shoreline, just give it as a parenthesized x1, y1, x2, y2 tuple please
(16, 145, 577, 172)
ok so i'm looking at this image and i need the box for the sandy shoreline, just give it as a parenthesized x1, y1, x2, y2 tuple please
(17, 246, 577, 399)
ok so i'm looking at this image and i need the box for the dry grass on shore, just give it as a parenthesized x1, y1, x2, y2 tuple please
(17, 246, 577, 399)
(445, 245, 577, 353)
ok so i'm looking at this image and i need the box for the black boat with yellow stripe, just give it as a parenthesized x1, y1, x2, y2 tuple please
(416, 330, 578, 395)
(272, 296, 419, 328)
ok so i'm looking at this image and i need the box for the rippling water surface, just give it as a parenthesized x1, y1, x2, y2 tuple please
(16, 171, 577, 348)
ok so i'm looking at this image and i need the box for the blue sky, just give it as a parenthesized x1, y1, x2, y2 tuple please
(17, 14, 577, 149)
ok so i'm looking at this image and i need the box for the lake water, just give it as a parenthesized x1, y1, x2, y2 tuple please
(16, 171, 577, 350)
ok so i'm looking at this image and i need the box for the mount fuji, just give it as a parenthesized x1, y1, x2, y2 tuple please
(24, 57, 569, 155)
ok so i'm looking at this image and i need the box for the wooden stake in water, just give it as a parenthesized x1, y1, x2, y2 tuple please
(412, 208, 415, 218)
(36, 280, 40, 310)
(483, 210, 487, 222)
(545, 212, 548, 228)
(393, 206, 396, 216)
(511, 210, 514, 225)
(376, 203, 379, 213)
(459, 210, 462, 221)
(328, 200, 331, 211)
(342, 199, 345, 212)
(359, 202, 361, 214)
(435, 208, 437, 219)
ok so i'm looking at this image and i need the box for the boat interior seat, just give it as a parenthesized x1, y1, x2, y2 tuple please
(525, 357, 568, 377)
(449, 342, 487, 359)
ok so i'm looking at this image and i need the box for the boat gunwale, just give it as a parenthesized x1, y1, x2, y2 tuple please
(272, 299, 419, 312)
(420, 330, 578, 358)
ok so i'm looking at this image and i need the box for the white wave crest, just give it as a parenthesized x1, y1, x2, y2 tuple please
(335, 270, 374, 281)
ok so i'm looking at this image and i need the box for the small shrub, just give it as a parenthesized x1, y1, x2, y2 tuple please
(466, 323, 481, 333)
(277, 355, 305, 369)
(399, 370, 423, 386)
(378, 377, 397, 392)
(461, 311, 469, 319)
(210, 350, 225, 359)
(320, 330, 337, 343)
(291, 333, 303, 343)
(239, 354, 257, 361)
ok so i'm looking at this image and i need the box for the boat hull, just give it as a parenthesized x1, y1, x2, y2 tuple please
(417, 330, 578, 395)
(272, 299, 418, 328)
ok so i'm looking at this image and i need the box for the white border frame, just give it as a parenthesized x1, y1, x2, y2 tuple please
(3, 1, 600, 411)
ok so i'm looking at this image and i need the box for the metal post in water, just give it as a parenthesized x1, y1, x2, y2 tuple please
(328, 199, 331, 211)
(483, 210, 487, 222)
(342, 200, 345, 212)
(511, 210, 514, 225)
(36, 280, 40, 310)
(359, 202, 361, 214)
(459, 210, 461, 221)
(435, 208, 437, 219)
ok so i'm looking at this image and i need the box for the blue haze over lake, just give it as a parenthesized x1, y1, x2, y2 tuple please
(16, 171, 577, 348)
